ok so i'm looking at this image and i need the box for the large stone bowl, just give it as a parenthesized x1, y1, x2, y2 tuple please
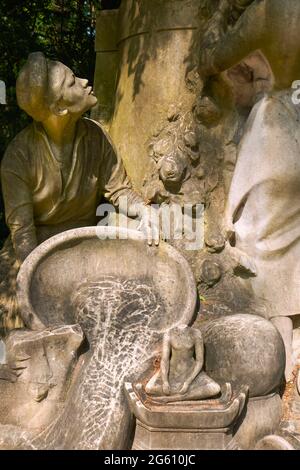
(17, 227, 197, 331)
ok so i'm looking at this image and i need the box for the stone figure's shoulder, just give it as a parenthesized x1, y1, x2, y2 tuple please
(191, 327, 203, 341)
(82, 117, 107, 139)
(2, 124, 34, 169)
(82, 118, 115, 147)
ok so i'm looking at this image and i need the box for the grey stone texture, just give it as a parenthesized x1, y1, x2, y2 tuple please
(2, 0, 300, 450)
(0, 227, 197, 449)
(126, 382, 248, 450)
(201, 314, 285, 398)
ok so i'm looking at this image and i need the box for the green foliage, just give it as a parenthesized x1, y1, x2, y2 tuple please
(0, 0, 121, 244)
(0, 0, 101, 149)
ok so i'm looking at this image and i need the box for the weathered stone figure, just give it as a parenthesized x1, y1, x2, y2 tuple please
(0, 52, 157, 332)
(200, 0, 300, 379)
(145, 324, 220, 402)
(0, 325, 83, 450)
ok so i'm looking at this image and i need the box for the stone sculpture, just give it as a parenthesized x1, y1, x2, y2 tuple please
(126, 380, 248, 450)
(0, 325, 83, 450)
(0, 227, 197, 449)
(143, 107, 217, 209)
(200, 0, 300, 380)
(0, 364, 17, 383)
(1, 0, 300, 451)
(125, 313, 288, 450)
(145, 324, 221, 403)
(0, 52, 158, 333)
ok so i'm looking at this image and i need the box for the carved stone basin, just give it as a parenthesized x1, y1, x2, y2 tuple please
(13, 227, 197, 449)
(17, 227, 197, 331)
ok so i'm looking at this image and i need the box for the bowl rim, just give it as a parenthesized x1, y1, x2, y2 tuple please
(17, 226, 197, 331)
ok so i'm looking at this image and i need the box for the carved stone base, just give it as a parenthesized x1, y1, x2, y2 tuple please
(125, 383, 247, 450)
(132, 421, 236, 450)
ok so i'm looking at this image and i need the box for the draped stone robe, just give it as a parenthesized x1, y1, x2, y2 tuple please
(226, 90, 300, 319)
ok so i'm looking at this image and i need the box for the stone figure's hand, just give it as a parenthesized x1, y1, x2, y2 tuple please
(223, 224, 235, 244)
(162, 381, 171, 395)
(179, 381, 190, 395)
(221, 215, 236, 243)
(0, 364, 18, 383)
(137, 204, 160, 246)
(227, 245, 257, 277)
(237, 252, 257, 276)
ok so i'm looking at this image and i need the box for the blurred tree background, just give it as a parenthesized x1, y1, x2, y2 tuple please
(0, 0, 121, 245)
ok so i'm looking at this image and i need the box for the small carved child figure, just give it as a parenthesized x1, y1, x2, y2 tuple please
(145, 324, 220, 403)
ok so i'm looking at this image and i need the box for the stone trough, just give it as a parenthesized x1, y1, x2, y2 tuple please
(17, 227, 197, 331)
(10, 227, 197, 449)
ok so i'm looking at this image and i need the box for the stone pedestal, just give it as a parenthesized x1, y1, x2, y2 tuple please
(133, 421, 235, 450)
(125, 383, 247, 450)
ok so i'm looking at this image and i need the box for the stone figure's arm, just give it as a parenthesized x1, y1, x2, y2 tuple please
(202, 0, 231, 46)
(1, 150, 37, 263)
(200, 0, 266, 76)
(161, 333, 171, 395)
(180, 330, 204, 394)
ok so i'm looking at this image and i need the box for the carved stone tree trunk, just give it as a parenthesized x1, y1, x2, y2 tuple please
(92, 0, 261, 318)
(93, 0, 201, 184)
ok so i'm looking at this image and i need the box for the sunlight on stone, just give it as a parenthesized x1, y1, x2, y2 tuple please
(0, 81, 6, 105)
(0, 340, 5, 364)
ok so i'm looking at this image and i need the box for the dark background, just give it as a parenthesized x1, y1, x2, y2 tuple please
(0, 0, 121, 246)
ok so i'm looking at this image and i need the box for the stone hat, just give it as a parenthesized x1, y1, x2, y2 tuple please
(16, 52, 50, 122)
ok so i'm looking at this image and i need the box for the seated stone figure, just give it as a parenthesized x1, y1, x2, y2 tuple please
(0, 52, 157, 333)
(145, 324, 220, 403)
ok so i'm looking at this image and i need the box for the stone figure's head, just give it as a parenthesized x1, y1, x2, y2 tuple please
(16, 52, 97, 122)
(5, 325, 83, 403)
(159, 154, 187, 186)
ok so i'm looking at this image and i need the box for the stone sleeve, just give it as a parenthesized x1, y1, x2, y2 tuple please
(1, 148, 37, 263)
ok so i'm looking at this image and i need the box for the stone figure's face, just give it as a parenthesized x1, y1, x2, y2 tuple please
(6, 335, 53, 402)
(159, 154, 187, 184)
(48, 61, 98, 116)
(5, 326, 83, 403)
